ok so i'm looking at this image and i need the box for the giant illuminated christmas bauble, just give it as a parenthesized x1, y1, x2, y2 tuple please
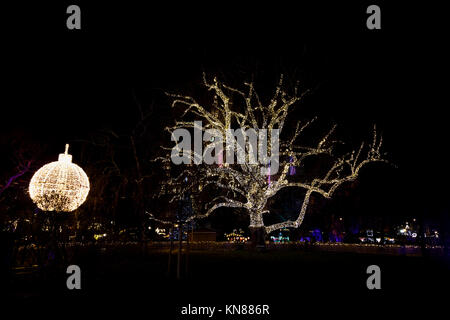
(29, 144, 90, 212)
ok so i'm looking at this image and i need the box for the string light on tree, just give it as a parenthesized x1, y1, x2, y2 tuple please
(150, 74, 390, 243)
(29, 144, 90, 212)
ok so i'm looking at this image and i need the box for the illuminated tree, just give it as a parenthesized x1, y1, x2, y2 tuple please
(151, 74, 388, 244)
(0, 135, 39, 233)
(0, 136, 35, 200)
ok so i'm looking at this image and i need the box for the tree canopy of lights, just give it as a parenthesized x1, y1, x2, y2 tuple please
(29, 144, 90, 212)
(151, 74, 389, 235)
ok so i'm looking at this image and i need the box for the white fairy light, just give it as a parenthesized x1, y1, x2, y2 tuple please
(152, 74, 389, 235)
(29, 144, 90, 212)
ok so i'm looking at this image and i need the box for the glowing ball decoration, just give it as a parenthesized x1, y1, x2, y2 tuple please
(29, 144, 90, 212)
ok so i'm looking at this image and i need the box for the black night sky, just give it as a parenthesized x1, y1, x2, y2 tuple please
(3, 1, 447, 217)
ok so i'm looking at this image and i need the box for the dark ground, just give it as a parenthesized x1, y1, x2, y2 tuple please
(3, 245, 449, 318)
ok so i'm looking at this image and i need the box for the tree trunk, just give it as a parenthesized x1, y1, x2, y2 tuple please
(249, 210, 266, 248)
(250, 226, 266, 249)
(419, 216, 428, 257)
(185, 224, 189, 278)
(167, 225, 173, 276)
(177, 223, 183, 279)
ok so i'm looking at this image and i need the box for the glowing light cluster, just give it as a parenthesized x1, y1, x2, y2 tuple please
(225, 229, 250, 243)
(152, 74, 389, 235)
(29, 144, 90, 212)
